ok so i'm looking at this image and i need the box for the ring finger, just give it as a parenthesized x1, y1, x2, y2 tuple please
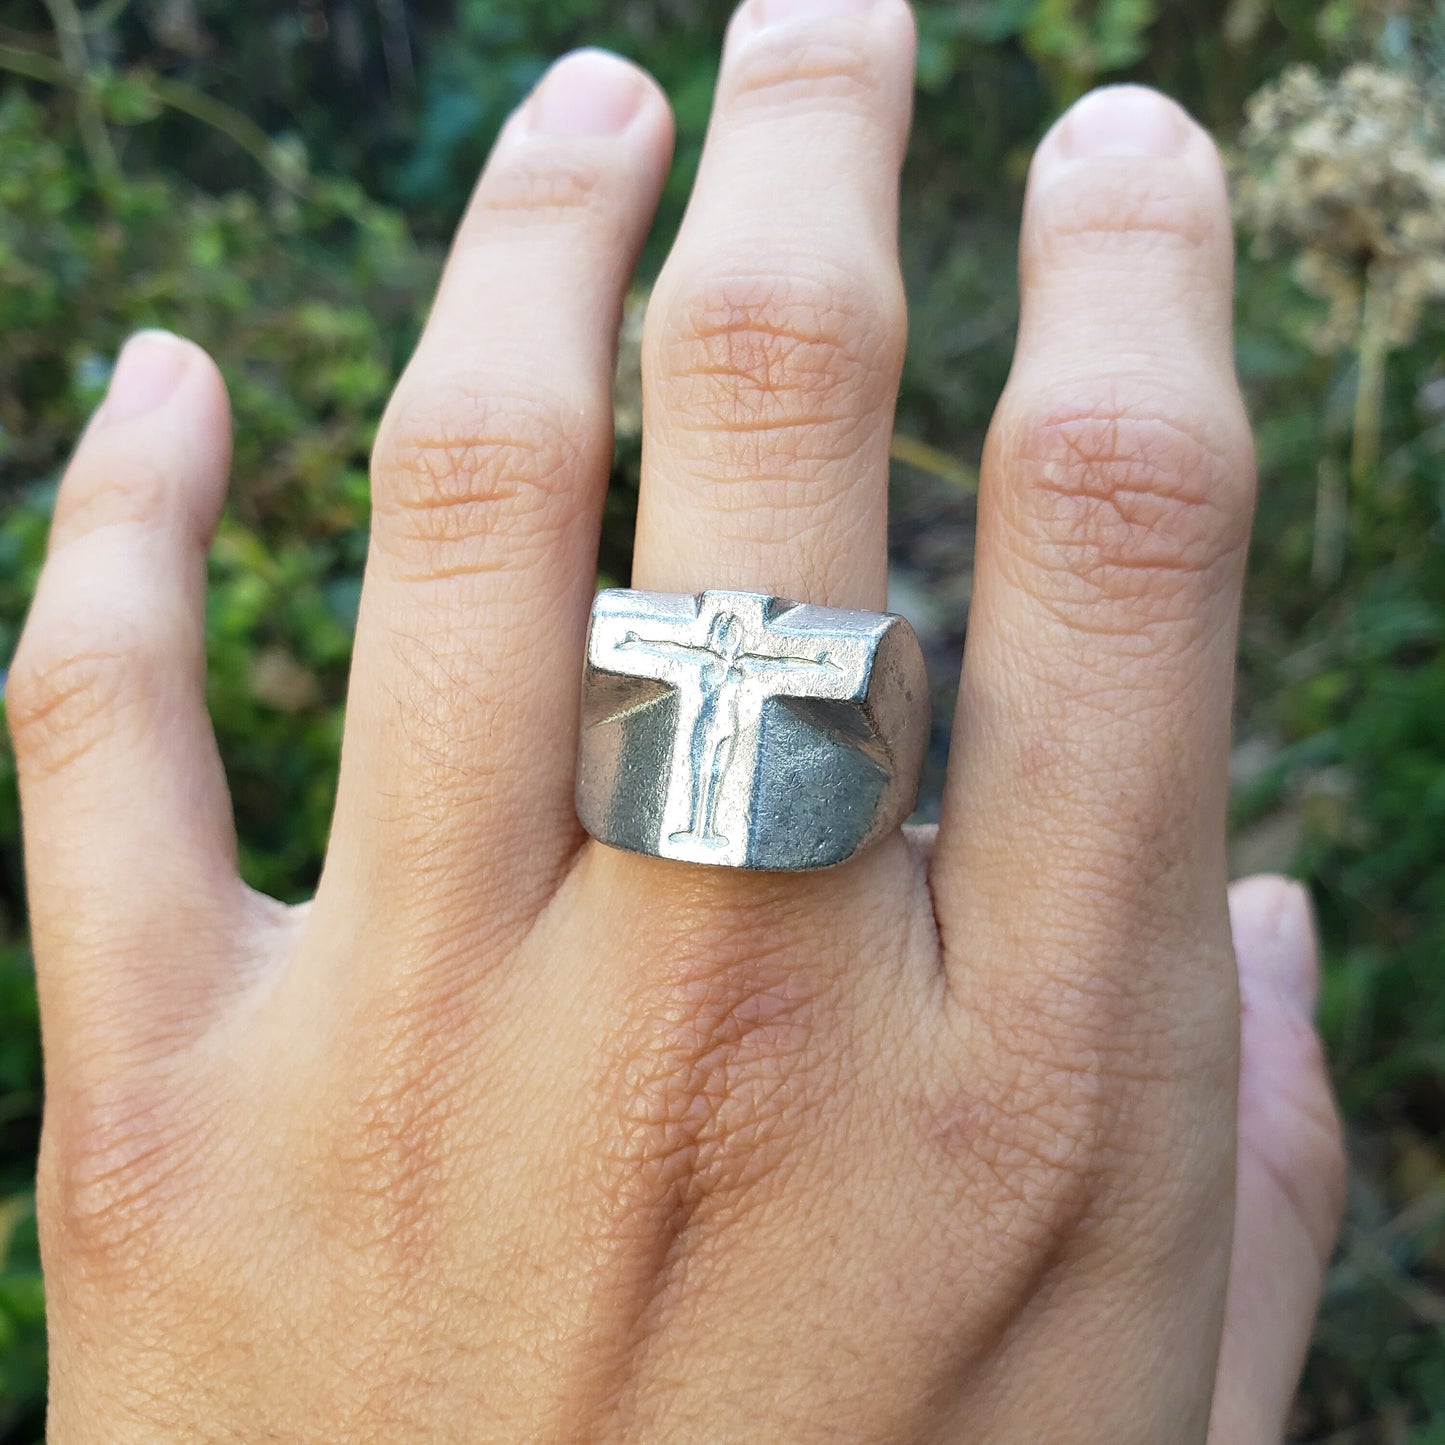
(632, 0, 916, 610)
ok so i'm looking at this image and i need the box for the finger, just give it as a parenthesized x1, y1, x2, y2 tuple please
(1209, 877, 1343, 1444)
(932, 87, 1255, 1013)
(631, 0, 915, 609)
(324, 52, 672, 933)
(7, 333, 251, 1049)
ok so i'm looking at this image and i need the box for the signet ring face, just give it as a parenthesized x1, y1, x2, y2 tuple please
(576, 589, 929, 871)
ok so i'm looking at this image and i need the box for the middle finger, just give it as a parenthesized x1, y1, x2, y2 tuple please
(632, 0, 916, 610)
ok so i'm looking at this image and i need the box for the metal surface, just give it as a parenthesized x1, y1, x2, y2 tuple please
(576, 589, 929, 871)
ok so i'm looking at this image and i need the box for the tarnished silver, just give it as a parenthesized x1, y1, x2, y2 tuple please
(576, 588, 928, 871)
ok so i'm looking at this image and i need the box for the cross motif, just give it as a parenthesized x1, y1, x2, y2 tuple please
(583, 591, 873, 866)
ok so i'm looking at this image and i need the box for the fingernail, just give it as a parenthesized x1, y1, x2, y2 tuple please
(1273, 881, 1321, 1019)
(753, 0, 874, 26)
(101, 330, 190, 424)
(1054, 85, 1193, 160)
(529, 49, 647, 137)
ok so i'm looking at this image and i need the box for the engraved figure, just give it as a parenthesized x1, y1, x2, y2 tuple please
(620, 610, 838, 846)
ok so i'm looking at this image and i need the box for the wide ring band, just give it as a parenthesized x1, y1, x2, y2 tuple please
(575, 588, 929, 871)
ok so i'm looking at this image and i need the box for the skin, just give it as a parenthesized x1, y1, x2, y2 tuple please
(8, 4, 1346, 1441)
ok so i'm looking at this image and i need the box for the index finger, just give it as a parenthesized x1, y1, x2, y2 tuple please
(321, 52, 673, 944)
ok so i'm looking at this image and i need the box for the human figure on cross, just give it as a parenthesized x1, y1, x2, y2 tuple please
(619, 609, 839, 846)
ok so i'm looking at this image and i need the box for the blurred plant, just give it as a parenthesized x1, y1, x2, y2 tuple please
(914, 0, 1155, 104)
(0, 4, 310, 195)
(1018, 0, 1155, 98)
(1234, 62, 1445, 583)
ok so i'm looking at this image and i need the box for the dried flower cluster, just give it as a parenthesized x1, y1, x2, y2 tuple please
(1233, 63, 1445, 352)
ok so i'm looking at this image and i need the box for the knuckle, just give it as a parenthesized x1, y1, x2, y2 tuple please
(724, 29, 892, 115)
(51, 456, 172, 548)
(469, 152, 627, 245)
(309, 970, 488, 1285)
(593, 903, 837, 1244)
(1031, 161, 1223, 262)
(371, 380, 595, 580)
(650, 264, 905, 473)
(926, 1038, 1111, 1268)
(39, 1073, 201, 1279)
(999, 386, 1254, 611)
(930, 950, 1237, 1265)
(318, 1060, 456, 1277)
(6, 610, 150, 779)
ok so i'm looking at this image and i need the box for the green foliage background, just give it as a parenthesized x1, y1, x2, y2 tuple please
(0, 0, 1442, 1438)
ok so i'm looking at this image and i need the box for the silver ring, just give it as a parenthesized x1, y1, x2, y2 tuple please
(576, 588, 928, 871)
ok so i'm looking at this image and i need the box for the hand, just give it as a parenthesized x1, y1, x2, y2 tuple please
(10, 8, 1342, 1441)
